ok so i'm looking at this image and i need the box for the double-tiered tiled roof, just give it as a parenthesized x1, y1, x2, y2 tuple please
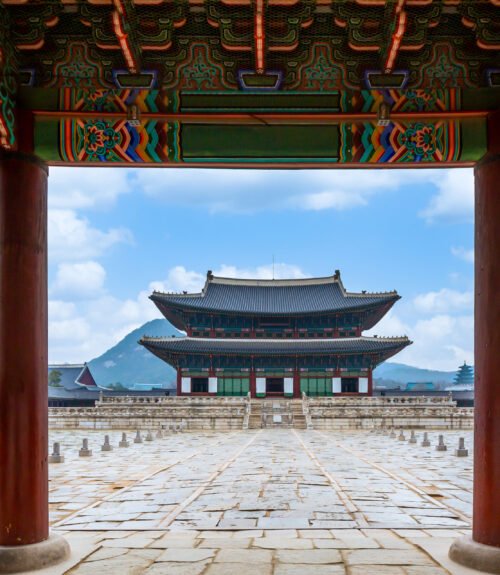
(151, 272, 399, 328)
(141, 271, 411, 372)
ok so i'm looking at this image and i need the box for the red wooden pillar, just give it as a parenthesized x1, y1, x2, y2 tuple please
(368, 369, 373, 396)
(250, 368, 256, 398)
(472, 123, 500, 547)
(293, 368, 300, 398)
(0, 150, 49, 546)
(450, 111, 500, 573)
(176, 368, 182, 395)
(0, 147, 68, 571)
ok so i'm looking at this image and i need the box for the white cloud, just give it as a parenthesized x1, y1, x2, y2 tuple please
(48, 300, 76, 320)
(150, 263, 307, 295)
(49, 209, 132, 262)
(150, 266, 206, 294)
(451, 246, 474, 264)
(133, 168, 418, 214)
(413, 288, 473, 314)
(215, 263, 306, 280)
(420, 169, 474, 223)
(49, 317, 91, 345)
(370, 310, 473, 371)
(51, 261, 106, 298)
(49, 168, 133, 210)
(48, 262, 307, 363)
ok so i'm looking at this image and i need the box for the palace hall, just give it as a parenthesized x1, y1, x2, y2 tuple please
(142, 271, 411, 398)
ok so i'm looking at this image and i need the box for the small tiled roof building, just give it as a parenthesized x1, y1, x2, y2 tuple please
(140, 271, 411, 398)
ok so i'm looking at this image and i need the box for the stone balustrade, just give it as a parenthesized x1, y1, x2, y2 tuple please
(49, 395, 473, 431)
(306, 395, 457, 407)
(305, 395, 473, 430)
(96, 395, 249, 406)
(49, 396, 249, 431)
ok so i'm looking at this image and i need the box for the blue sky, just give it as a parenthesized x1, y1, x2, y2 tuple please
(48, 167, 474, 370)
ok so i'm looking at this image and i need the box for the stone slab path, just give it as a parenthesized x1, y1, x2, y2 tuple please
(37, 428, 477, 575)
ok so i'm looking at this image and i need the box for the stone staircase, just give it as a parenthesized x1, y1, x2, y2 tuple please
(248, 401, 263, 429)
(291, 400, 307, 429)
(247, 399, 308, 429)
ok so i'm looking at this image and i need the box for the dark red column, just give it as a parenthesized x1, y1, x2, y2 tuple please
(0, 150, 48, 545)
(473, 112, 500, 548)
(176, 368, 182, 396)
(250, 369, 256, 398)
(293, 368, 300, 398)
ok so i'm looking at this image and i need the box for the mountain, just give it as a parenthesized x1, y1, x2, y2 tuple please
(88, 319, 459, 390)
(89, 319, 181, 389)
(373, 362, 456, 388)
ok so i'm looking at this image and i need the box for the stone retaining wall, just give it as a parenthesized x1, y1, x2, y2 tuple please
(49, 397, 248, 430)
(48, 396, 474, 431)
(306, 396, 474, 430)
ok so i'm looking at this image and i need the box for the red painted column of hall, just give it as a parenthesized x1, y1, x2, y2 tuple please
(0, 114, 69, 572)
(449, 111, 500, 573)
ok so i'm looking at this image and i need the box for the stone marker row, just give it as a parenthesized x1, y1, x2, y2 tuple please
(387, 428, 469, 456)
(49, 424, 187, 463)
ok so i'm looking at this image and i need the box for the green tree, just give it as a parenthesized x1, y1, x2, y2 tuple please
(108, 382, 127, 391)
(49, 370, 62, 387)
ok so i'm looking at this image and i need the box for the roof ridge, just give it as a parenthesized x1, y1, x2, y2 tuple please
(208, 275, 338, 287)
(344, 289, 399, 297)
(48, 363, 86, 369)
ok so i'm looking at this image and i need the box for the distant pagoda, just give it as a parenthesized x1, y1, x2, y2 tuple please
(140, 270, 411, 398)
(453, 362, 474, 387)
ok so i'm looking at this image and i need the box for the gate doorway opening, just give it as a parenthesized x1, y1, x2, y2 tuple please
(266, 378, 284, 395)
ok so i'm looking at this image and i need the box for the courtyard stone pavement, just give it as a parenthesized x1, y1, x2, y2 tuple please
(30, 428, 480, 575)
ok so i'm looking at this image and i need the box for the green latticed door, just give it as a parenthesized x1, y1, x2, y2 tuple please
(300, 377, 332, 396)
(217, 377, 250, 396)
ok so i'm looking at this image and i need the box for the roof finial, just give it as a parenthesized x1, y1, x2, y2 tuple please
(207, 270, 213, 281)
(334, 269, 341, 280)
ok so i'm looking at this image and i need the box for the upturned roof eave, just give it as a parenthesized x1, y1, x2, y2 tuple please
(149, 292, 400, 317)
(139, 336, 412, 356)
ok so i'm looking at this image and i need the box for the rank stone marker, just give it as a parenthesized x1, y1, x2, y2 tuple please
(146, 431, 154, 442)
(436, 435, 448, 452)
(421, 432, 431, 447)
(134, 430, 143, 444)
(398, 429, 406, 441)
(101, 435, 113, 452)
(48, 442, 64, 464)
(119, 433, 129, 448)
(78, 438, 92, 457)
(455, 437, 469, 457)
(409, 430, 417, 444)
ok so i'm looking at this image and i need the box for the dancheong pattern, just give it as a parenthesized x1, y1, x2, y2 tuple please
(54, 117, 463, 165)
(0, 7, 17, 150)
(1, 1, 497, 164)
(341, 89, 460, 114)
(59, 88, 174, 114)
(342, 121, 460, 164)
(59, 119, 179, 163)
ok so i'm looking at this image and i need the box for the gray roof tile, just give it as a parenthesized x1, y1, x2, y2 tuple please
(151, 274, 399, 315)
(140, 336, 411, 356)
